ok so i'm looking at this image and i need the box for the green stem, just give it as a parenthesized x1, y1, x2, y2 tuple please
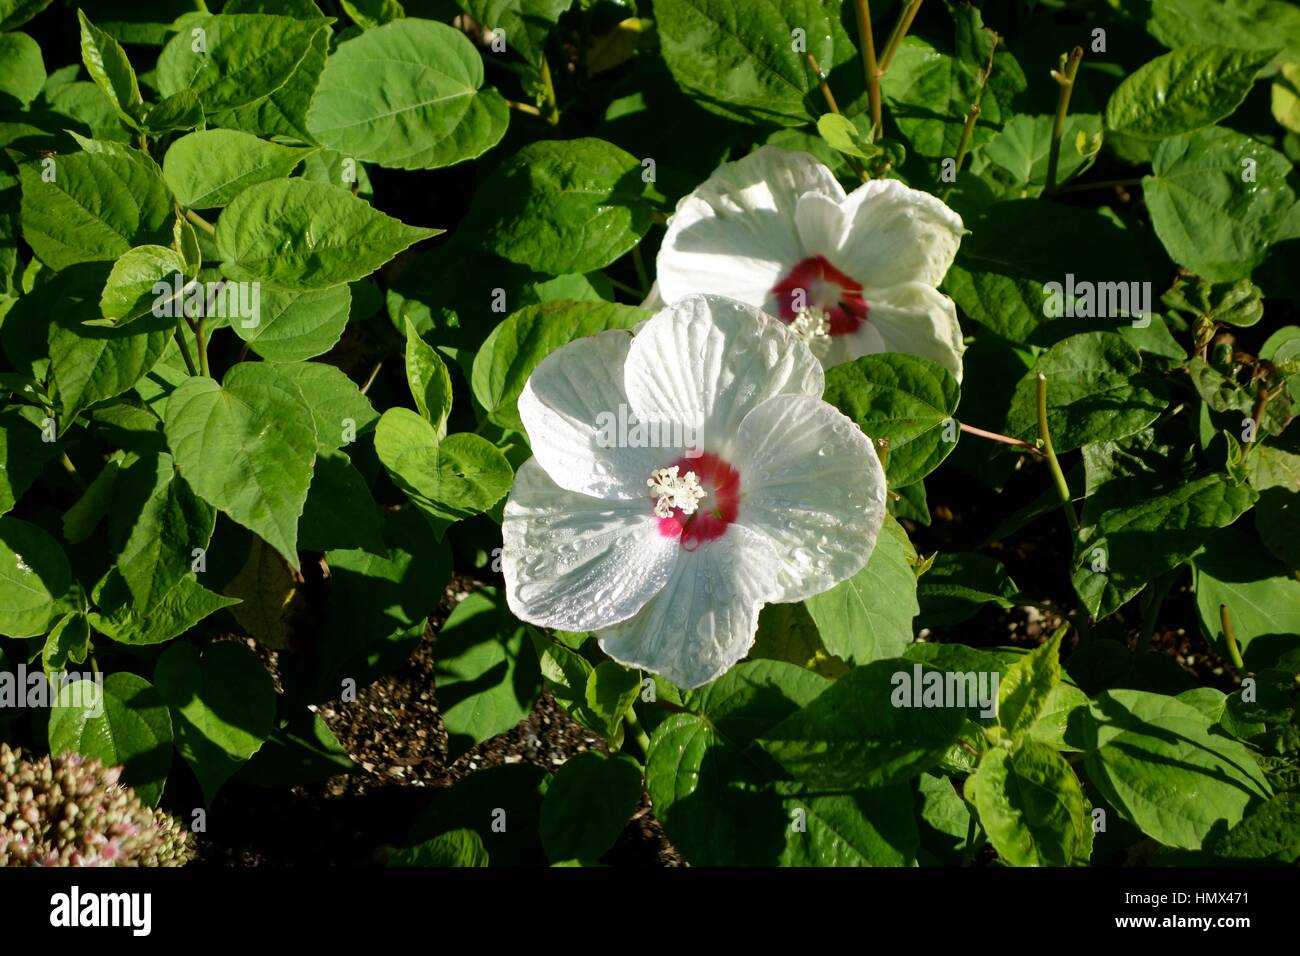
(173, 327, 198, 376)
(1045, 47, 1083, 196)
(806, 53, 868, 183)
(60, 452, 85, 491)
(939, 34, 996, 202)
(1135, 572, 1175, 654)
(1220, 603, 1246, 674)
(623, 710, 651, 761)
(880, 0, 924, 73)
(185, 209, 216, 236)
(939, 103, 980, 202)
(1036, 372, 1078, 532)
(631, 245, 650, 297)
(853, 0, 882, 138)
(505, 99, 543, 117)
(607, 275, 643, 298)
(196, 318, 210, 378)
(539, 55, 560, 126)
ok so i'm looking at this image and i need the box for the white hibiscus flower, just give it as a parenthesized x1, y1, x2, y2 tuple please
(502, 295, 887, 689)
(656, 146, 967, 377)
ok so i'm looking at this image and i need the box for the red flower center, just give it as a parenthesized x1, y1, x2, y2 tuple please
(771, 255, 868, 335)
(654, 452, 740, 549)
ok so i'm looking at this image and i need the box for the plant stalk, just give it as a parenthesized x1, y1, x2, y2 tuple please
(1036, 372, 1078, 532)
(185, 209, 216, 236)
(853, 0, 883, 138)
(880, 0, 924, 73)
(1220, 603, 1246, 674)
(1045, 47, 1083, 196)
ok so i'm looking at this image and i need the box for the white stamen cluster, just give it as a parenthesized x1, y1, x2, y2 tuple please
(647, 466, 706, 519)
(790, 307, 832, 357)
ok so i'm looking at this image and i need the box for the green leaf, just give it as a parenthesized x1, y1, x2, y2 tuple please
(42, 612, 90, 673)
(19, 143, 172, 271)
(1074, 474, 1257, 619)
(156, 13, 326, 117)
(108, 451, 215, 611)
(98, 245, 186, 325)
(283, 507, 450, 702)
(299, 447, 387, 554)
(0, 407, 59, 514)
(647, 712, 918, 865)
(48, 673, 173, 807)
(388, 829, 490, 867)
(275, 360, 377, 449)
(459, 1, 572, 71)
(916, 552, 1018, 627)
(0, 31, 44, 108)
(155, 640, 276, 805)
(816, 113, 879, 160)
(804, 515, 917, 665)
(967, 740, 1090, 866)
(1006, 333, 1167, 452)
(822, 353, 961, 487)
(1211, 792, 1300, 863)
(306, 18, 508, 170)
(1144, 126, 1297, 281)
(1148, 0, 1300, 63)
(375, 408, 513, 537)
(655, 0, 863, 127)
(997, 626, 1064, 740)
(583, 661, 640, 745)
(433, 587, 541, 759)
(0, 0, 51, 31)
(215, 179, 438, 291)
(1105, 46, 1274, 140)
(163, 363, 319, 566)
(1082, 689, 1271, 849)
(977, 113, 1102, 196)
(239, 709, 356, 788)
(90, 571, 240, 646)
(540, 752, 641, 863)
(231, 285, 352, 363)
(1193, 526, 1300, 670)
(163, 130, 316, 209)
(405, 320, 452, 436)
(471, 300, 648, 432)
(221, 14, 329, 141)
(463, 138, 650, 275)
(680, 659, 831, 747)
(757, 659, 965, 790)
(76, 10, 142, 128)
(880, 12, 1026, 161)
(0, 516, 71, 639)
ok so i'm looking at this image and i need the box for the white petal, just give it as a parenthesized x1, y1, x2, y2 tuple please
(733, 394, 887, 602)
(834, 179, 965, 289)
(657, 146, 844, 309)
(623, 295, 824, 459)
(518, 329, 668, 499)
(503, 459, 678, 632)
(596, 523, 780, 689)
(795, 190, 847, 259)
(864, 282, 965, 382)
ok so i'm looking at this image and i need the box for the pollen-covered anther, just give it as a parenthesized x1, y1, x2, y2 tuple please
(790, 307, 832, 354)
(647, 465, 706, 518)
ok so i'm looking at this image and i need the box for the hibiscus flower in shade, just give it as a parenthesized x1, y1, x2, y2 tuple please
(655, 145, 967, 377)
(502, 295, 887, 690)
